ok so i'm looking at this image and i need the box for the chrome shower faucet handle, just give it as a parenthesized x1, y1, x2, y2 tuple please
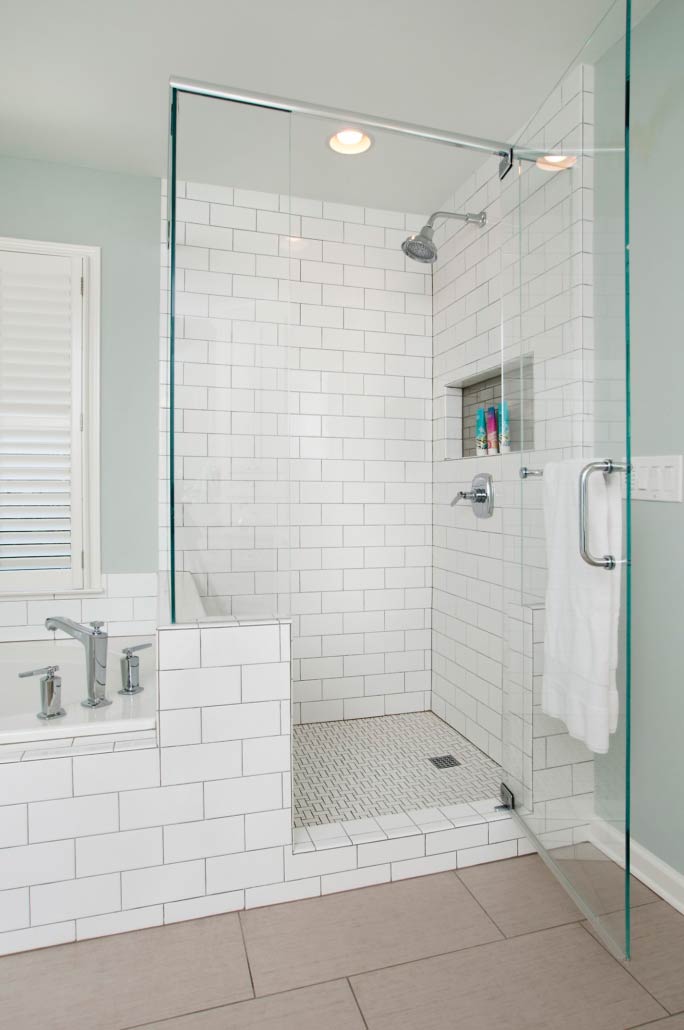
(450, 473, 494, 519)
(452, 488, 486, 503)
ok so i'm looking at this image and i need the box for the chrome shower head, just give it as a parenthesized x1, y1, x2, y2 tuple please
(401, 209, 487, 264)
(401, 225, 437, 264)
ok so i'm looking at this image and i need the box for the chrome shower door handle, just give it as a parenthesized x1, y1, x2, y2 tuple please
(578, 459, 629, 570)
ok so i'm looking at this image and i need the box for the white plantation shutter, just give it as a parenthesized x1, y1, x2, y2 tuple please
(0, 243, 95, 593)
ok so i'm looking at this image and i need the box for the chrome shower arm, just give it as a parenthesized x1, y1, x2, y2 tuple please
(426, 210, 487, 229)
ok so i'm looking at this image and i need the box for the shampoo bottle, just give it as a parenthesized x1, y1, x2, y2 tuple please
(486, 406, 499, 455)
(475, 408, 488, 457)
(498, 400, 511, 454)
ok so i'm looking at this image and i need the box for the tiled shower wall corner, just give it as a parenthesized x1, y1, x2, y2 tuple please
(431, 64, 595, 764)
(0, 621, 529, 958)
(157, 65, 600, 766)
(160, 186, 433, 724)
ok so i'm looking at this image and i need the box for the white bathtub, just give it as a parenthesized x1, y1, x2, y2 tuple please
(0, 634, 156, 745)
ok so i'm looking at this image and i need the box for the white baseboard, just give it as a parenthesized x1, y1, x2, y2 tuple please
(590, 819, 684, 916)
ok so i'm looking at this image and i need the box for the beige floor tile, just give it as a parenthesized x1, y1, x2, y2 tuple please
(141, 980, 365, 1029)
(350, 923, 666, 1030)
(634, 1017, 684, 1029)
(240, 871, 501, 995)
(0, 914, 253, 1030)
(589, 901, 684, 1014)
(458, 854, 583, 936)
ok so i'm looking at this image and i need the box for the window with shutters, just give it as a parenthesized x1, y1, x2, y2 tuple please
(0, 238, 101, 595)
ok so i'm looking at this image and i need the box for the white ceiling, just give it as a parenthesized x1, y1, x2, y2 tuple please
(2, 0, 618, 211)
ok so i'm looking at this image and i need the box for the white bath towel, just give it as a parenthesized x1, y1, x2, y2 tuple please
(542, 459, 622, 754)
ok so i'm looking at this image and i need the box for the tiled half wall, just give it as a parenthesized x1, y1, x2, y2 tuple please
(0, 621, 528, 957)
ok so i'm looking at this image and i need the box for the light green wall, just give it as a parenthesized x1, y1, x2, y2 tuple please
(628, 0, 684, 875)
(0, 156, 160, 573)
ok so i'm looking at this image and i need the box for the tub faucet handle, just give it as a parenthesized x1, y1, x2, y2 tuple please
(18, 666, 65, 721)
(119, 643, 151, 696)
(89, 621, 105, 633)
(121, 643, 152, 658)
(19, 664, 60, 679)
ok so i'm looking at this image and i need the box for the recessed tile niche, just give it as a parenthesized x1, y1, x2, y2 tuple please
(441, 358, 534, 460)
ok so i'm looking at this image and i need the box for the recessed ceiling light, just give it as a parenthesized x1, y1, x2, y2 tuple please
(328, 128, 372, 155)
(536, 154, 577, 171)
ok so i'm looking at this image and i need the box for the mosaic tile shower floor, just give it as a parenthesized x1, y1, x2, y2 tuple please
(293, 712, 502, 827)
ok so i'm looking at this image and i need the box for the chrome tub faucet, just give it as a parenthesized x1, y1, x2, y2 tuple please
(45, 617, 110, 708)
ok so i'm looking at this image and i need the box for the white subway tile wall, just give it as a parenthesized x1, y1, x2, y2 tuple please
(0, 573, 159, 643)
(0, 621, 528, 956)
(161, 186, 433, 724)
(431, 66, 594, 766)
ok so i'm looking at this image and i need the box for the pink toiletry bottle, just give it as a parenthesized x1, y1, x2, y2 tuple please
(486, 406, 499, 455)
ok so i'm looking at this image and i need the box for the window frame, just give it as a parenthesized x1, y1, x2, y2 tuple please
(0, 236, 101, 598)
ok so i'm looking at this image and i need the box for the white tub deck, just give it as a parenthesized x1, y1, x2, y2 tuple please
(0, 634, 156, 745)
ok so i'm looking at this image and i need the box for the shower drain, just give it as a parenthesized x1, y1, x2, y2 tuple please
(428, 754, 461, 769)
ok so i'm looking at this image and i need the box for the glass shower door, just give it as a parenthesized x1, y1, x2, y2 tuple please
(500, 0, 632, 959)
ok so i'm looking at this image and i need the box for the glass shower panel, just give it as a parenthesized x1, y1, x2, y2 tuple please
(167, 92, 292, 624)
(501, 0, 632, 959)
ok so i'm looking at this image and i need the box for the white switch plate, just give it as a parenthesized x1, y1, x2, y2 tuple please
(628, 455, 682, 502)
